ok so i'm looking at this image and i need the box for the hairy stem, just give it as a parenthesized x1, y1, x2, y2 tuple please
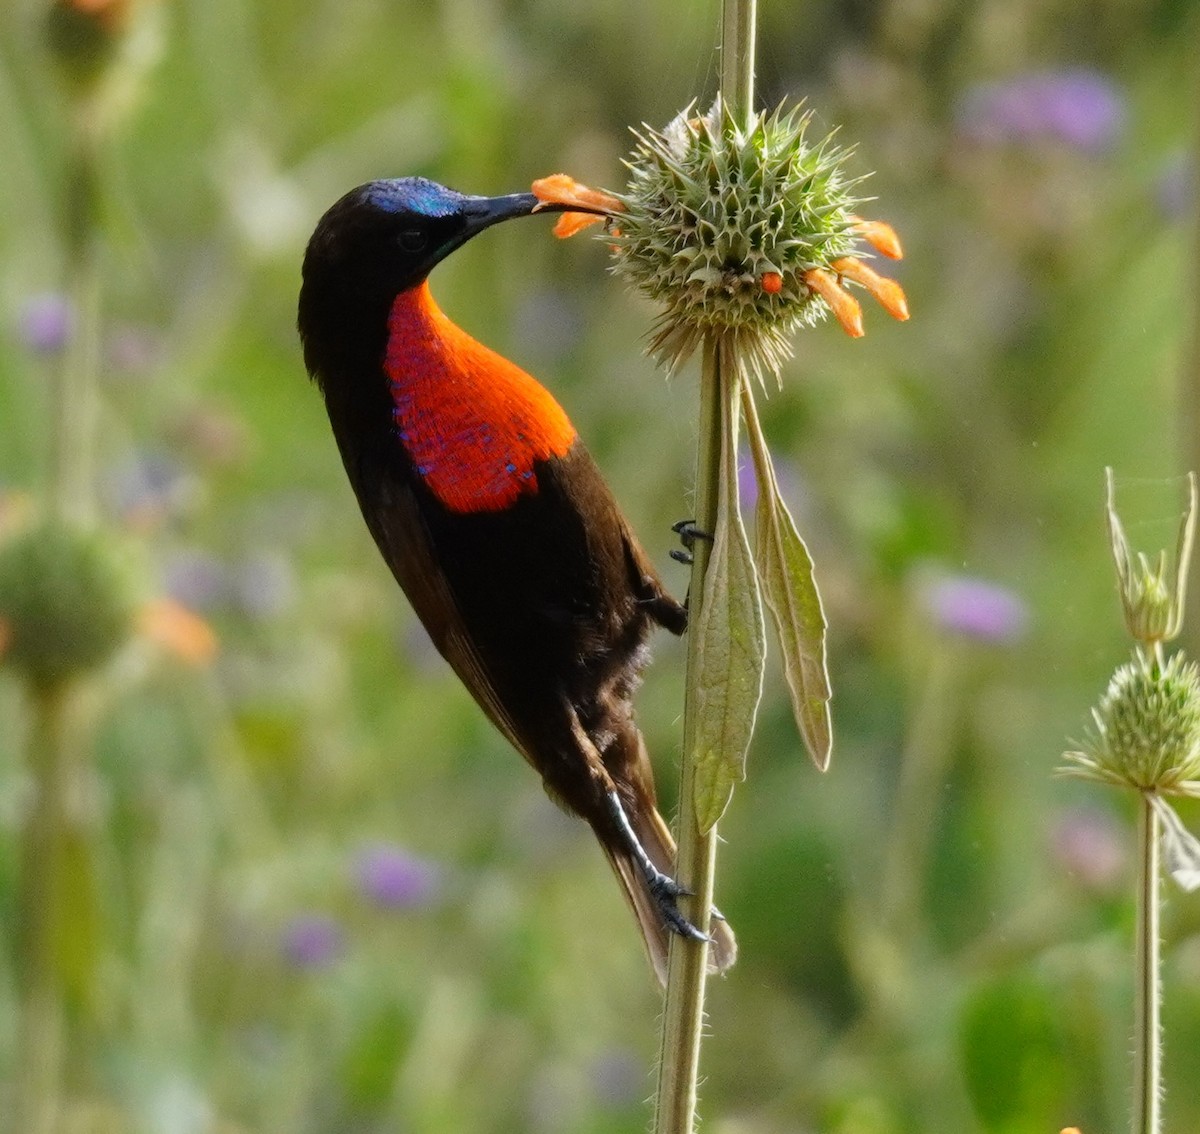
(654, 336, 724, 1134)
(720, 0, 757, 124)
(654, 4, 757, 1128)
(1133, 791, 1162, 1134)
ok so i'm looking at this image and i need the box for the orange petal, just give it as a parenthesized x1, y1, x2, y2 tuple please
(761, 271, 784, 294)
(849, 215, 903, 260)
(531, 174, 624, 217)
(553, 211, 606, 238)
(831, 257, 909, 321)
(804, 269, 864, 338)
(139, 598, 218, 666)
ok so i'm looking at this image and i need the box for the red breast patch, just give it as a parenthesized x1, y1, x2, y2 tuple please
(384, 284, 578, 513)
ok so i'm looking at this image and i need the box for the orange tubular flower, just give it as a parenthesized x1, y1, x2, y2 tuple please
(531, 174, 624, 239)
(803, 269, 864, 338)
(831, 257, 910, 322)
(849, 215, 904, 260)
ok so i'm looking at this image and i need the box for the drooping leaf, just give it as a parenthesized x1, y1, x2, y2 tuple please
(691, 351, 765, 833)
(742, 382, 832, 770)
(1149, 792, 1200, 891)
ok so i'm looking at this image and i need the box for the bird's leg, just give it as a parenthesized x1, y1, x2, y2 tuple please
(669, 519, 714, 566)
(605, 791, 709, 943)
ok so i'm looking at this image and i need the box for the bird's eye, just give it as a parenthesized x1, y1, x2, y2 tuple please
(397, 229, 428, 253)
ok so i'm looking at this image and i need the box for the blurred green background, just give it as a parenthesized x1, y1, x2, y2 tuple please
(2, 0, 1200, 1131)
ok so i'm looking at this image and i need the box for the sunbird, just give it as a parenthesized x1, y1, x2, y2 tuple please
(298, 177, 735, 983)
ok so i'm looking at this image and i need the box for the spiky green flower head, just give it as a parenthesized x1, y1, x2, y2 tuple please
(609, 99, 908, 381)
(1063, 650, 1200, 797)
(0, 519, 139, 688)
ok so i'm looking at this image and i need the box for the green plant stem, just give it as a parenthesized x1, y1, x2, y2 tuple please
(653, 4, 757, 1131)
(51, 130, 103, 525)
(16, 683, 80, 1134)
(1133, 790, 1162, 1134)
(14, 115, 107, 1134)
(882, 643, 959, 939)
(720, 0, 757, 124)
(1184, 53, 1200, 656)
(654, 336, 723, 1134)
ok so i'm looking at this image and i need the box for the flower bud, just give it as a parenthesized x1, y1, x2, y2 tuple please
(1064, 650, 1200, 796)
(1106, 468, 1196, 645)
(0, 520, 138, 687)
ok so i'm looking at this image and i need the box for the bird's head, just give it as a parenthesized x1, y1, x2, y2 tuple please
(298, 177, 594, 389)
(301, 177, 552, 303)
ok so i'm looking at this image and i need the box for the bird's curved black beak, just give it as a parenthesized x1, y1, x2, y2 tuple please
(438, 190, 612, 270)
(462, 191, 609, 234)
(462, 192, 541, 232)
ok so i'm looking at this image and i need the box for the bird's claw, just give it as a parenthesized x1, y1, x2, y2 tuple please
(606, 790, 717, 944)
(670, 519, 714, 566)
(648, 877, 710, 944)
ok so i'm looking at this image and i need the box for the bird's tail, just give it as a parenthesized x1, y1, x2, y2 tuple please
(597, 733, 737, 987)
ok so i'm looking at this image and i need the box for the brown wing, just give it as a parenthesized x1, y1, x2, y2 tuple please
(364, 473, 529, 757)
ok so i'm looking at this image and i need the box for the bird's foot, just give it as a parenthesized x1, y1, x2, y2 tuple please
(644, 866, 709, 944)
(606, 791, 711, 944)
(669, 519, 714, 565)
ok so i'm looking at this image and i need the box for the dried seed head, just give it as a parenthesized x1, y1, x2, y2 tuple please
(608, 99, 907, 381)
(1063, 650, 1200, 796)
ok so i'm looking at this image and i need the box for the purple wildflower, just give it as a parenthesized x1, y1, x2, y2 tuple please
(354, 843, 442, 910)
(921, 573, 1030, 643)
(18, 293, 74, 354)
(280, 914, 344, 969)
(1050, 806, 1125, 891)
(957, 69, 1125, 155)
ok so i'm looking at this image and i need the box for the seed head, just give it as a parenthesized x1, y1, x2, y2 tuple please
(613, 100, 906, 380)
(532, 99, 909, 382)
(1063, 650, 1200, 796)
(0, 520, 138, 687)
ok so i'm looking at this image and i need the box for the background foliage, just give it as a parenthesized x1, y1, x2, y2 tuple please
(2, 0, 1200, 1131)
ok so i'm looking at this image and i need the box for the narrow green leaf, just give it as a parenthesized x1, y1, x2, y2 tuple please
(742, 383, 832, 770)
(691, 353, 766, 833)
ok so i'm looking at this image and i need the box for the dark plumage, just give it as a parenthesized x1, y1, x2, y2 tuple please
(298, 177, 735, 982)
